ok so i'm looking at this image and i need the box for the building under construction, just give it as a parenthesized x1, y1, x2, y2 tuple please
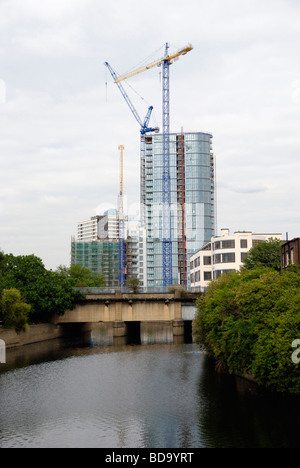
(71, 238, 119, 287)
(72, 44, 216, 290)
(141, 131, 215, 289)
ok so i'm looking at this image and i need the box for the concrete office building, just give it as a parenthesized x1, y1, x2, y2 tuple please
(77, 210, 119, 242)
(141, 131, 215, 289)
(72, 210, 120, 287)
(190, 228, 282, 291)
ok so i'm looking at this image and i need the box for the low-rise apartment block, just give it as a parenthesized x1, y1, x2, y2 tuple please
(190, 228, 282, 291)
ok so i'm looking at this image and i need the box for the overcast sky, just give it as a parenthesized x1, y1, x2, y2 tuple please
(1, 0, 300, 270)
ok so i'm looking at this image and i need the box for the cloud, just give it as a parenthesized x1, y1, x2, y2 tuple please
(222, 183, 268, 194)
(291, 79, 300, 104)
(16, 24, 83, 56)
(1, 0, 300, 270)
(0, 79, 6, 103)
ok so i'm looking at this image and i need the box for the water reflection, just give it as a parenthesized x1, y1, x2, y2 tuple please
(0, 325, 299, 448)
(197, 356, 300, 448)
(88, 322, 181, 347)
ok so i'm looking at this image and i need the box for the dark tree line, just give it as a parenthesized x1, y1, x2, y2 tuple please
(0, 251, 105, 330)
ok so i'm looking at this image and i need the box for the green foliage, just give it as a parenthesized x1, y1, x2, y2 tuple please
(194, 267, 300, 394)
(242, 238, 282, 272)
(66, 264, 106, 288)
(168, 284, 186, 294)
(0, 253, 84, 324)
(126, 277, 140, 293)
(1, 289, 30, 332)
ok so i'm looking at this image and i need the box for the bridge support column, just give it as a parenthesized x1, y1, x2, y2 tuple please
(172, 320, 185, 336)
(113, 321, 127, 338)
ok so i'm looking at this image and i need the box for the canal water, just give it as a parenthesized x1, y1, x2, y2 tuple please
(0, 323, 299, 448)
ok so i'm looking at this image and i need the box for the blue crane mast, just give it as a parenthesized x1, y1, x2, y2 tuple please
(161, 43, 172, 287)
(118, 144, 126, 288)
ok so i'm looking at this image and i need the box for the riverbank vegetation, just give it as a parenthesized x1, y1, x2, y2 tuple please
(0, 251, 90, 329)
(56, 264, 106, 288)
(194, 240, 300, 394)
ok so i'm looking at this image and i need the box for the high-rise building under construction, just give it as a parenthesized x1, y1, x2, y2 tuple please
(141, 131, 215, 289)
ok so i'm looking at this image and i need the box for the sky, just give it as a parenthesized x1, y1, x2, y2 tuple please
(0, 0, 300, 270)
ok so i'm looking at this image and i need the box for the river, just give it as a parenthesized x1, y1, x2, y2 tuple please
(0, 323, 299, 448)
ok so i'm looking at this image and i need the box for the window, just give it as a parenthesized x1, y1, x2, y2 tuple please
(214, 254, 221, 264)
(214, 253, 235, 264)
(240, 239, 248, 249)
(222, 253, 235, 263)
(214, 270, 222, 279)
(241, 252, 248, 262)
(291, 248, 295, 264)
(203, 256, 211, 265)
(204, 271, 212, 281)
(222, 240, 235, 249)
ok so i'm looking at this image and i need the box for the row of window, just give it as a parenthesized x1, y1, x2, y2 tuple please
(212, 239, 248, 250)
(191, 269, 236, 284)
(191, 271, 212, 283)
(190, 252, 248, 269)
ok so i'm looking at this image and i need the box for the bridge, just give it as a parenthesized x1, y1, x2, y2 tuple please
(55, 290, 199, 340)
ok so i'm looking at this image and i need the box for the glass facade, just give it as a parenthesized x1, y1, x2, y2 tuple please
(141, 132, 215, 288)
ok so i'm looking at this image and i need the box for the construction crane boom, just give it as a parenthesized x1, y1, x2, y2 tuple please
(105, 61, 159, 135)
(114, 45, 193, 83)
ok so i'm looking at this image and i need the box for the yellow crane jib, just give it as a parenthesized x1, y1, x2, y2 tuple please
(114, 44, 193, 83)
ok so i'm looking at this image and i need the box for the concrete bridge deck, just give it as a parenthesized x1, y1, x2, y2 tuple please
(55, 290, 200, 338)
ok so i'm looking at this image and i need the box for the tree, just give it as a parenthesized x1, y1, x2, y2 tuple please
(0, 253, 84, 323)
(194, 266, 300, 394)
(242, 238, 282, 272)
(1, 289, 30, 331)
(67, 264, 106, 287)
(126, 277, 140, 293)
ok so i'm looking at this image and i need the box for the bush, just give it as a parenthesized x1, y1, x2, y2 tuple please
(194, 267, 300, 394)
(0, 253, 84, 323)
(1, 289, 30, 332)
(126, 277, 140, 293)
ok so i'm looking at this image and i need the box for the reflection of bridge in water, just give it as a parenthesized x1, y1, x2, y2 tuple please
(55, 290, 199, 344)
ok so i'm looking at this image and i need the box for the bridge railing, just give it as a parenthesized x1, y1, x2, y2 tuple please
(74, 286, 201, 295)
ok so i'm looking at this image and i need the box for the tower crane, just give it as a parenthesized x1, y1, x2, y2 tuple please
(118, 144, 126, 287)
(104, 61, 159, 135)
(113, 43, 193, 287)
(105, 60, 159, 231)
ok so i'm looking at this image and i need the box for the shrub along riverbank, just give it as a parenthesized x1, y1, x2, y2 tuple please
(0, 251, 104, 331)
(194, 266, 300, 394)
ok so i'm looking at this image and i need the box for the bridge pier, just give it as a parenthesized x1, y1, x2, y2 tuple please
(113, 321, 127, 338)
(112, 320, 186, 340)
(172, 320, 185, 336)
